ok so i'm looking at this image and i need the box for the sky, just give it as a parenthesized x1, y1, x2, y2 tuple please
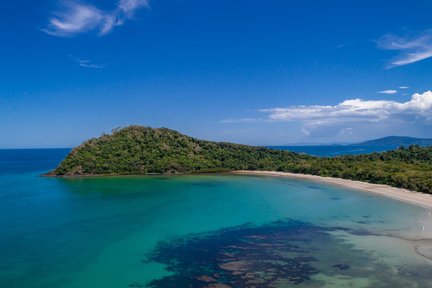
(1, 0, 432, 148)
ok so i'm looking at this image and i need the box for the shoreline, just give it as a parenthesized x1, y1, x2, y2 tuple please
(44, 169, 432, 210)
(231, 170, 432, 210)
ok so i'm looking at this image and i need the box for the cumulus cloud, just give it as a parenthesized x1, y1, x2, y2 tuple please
(378, 31, 432, 68)
(260, 91, 432, 123)
(44, 0, 149, 37)
(377, 89, 397, 95)
(223, 91, 432, 142)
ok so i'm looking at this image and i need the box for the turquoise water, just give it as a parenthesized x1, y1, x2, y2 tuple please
(1, 150, 432, 287)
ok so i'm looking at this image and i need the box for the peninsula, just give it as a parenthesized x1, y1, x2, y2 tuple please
(49, 125, 432, 194)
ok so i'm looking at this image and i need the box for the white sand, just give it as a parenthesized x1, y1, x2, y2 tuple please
(230, 170, 432, 210)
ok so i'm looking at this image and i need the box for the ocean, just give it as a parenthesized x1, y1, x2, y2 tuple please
(1, 149, 432, 287)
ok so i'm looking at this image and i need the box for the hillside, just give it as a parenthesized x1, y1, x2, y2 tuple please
(50, 126, 432, 194)
(357, 136, 432, 147)
(50, 126, 308, 176)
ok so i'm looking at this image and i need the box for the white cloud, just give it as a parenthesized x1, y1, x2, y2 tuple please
(44, 2, 106, 36)
(337, 127, 353, 137)
(377, 89, 397, 95)
(223, 91, 432, 142)
(69, 55, 105, 68)
(77, 59, 104, 69)
(399, 86, 410, 89)
(301, 127, 311, 136)
(118, 0, 149, 15)
(44, 0, 149, 37)
(260, 91, 432, 123)
(114, 0, 150, 27)
(378, 31, 432, 68)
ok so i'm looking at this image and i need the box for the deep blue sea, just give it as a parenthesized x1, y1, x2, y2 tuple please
(0, 148, 70, 175)
(1, 149, 432, 287)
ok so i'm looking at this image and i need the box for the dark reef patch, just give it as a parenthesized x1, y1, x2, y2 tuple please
(143, 220, 432, 287)
(144, 220, 359, 287)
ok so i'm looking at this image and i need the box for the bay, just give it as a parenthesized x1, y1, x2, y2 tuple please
(1, 149, 431, 287)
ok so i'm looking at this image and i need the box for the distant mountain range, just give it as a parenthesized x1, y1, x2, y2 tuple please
(356, 136, 432, 147)
(282, 136, 432, 148)
(273, 136, 432, 157)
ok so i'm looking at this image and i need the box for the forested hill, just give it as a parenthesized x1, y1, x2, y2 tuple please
(50, 126, 432, 194)
(357, 136, 432, 147)
(50, 126, 308, 176)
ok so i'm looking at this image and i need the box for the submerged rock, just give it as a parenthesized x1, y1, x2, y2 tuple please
(143, 219, 432, 287)
(145, 220, 325, 287)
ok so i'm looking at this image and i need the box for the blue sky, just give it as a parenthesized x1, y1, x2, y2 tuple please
(1, 0, 432, 148)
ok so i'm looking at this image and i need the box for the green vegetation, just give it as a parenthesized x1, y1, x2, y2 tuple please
(281, 145, 432, 194)
(50, 126, 432, 194)
(50, 126, 307, 175)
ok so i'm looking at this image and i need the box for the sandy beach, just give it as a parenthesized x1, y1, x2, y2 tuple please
(231, 170, 432, 210)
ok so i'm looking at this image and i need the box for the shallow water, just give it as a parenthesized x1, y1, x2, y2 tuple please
(1, 149, 432, 287)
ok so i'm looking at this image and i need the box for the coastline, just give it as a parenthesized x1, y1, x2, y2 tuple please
(45, 168, 432, 210)
(231, 170, 432, 210)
